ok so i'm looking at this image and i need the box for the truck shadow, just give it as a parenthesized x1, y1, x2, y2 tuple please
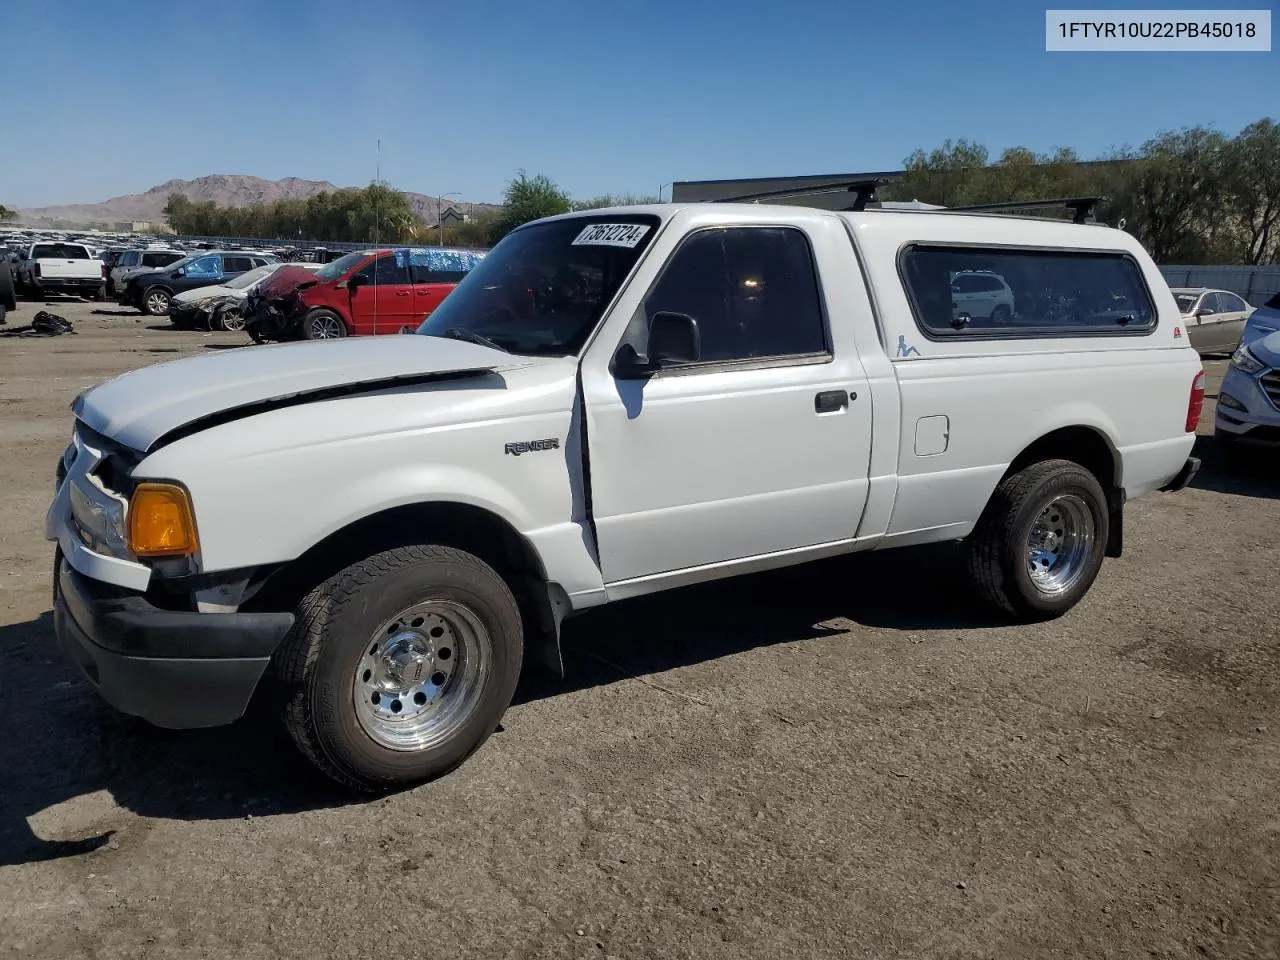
(1188, 434, 1280, 500)
(0, 612, 355, 867)
(516, 542, 1002, 704)
(0, 542, 994, 865)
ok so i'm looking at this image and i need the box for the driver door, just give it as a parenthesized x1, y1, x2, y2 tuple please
(349, 252, 415, 335)
(580, 220, 873, 587)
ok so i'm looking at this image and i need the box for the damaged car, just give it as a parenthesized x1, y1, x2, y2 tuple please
(168, 261, 323, 331)
(244, 246, 485, 342)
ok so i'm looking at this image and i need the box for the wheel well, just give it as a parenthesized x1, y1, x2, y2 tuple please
(1004, 426, 1124, 557)
(245, 502, 547, 615)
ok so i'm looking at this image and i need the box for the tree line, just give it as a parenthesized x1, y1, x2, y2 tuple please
(157, 116, 1277, 265)
(160, 174, 658, 249)
(888, 117, 1279, 264)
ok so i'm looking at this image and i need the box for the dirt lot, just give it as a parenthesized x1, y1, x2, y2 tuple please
(1, 295, 1277, 960)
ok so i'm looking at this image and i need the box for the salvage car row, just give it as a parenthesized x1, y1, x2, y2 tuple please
(115, 245, 486, 338)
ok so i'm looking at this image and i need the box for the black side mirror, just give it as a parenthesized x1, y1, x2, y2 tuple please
(1195, 304, 1214, 317)
(613, 311, 701, 378)
(348, 274, 369, 291)
(649, 311, 700, 364)
(173, 268, 184, 278)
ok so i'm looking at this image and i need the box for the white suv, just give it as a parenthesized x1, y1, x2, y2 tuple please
(48, 203, 1203, 790)
(950, 269, 1016, 325)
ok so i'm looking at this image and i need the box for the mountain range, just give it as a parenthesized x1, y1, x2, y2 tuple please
(16, 175, 500, 228)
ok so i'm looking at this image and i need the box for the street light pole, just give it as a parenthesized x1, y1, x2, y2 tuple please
(659, 182, 672, 203)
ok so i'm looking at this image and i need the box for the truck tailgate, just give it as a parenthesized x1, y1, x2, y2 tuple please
(37, 259, 102, 280)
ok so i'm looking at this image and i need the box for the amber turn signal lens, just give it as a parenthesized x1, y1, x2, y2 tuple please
(128, 483, 199, 557)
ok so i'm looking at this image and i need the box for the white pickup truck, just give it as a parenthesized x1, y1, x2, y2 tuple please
(17, 241, 107, 300)
(48, 203, 1203, 790)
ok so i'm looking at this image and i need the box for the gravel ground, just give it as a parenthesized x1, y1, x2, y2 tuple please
(1, 295, 1278, 960)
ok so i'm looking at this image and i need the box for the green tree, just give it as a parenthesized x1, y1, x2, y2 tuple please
(571, 192, 661, 210)
(1222, 118, 1280, 264)
(488, 171, 571, 244)
(1109, 126, 1227, 263)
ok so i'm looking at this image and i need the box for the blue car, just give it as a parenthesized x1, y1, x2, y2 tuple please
(1240, 290, 1280, 348)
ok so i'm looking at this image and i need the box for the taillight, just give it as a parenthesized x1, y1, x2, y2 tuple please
(102, 263, 108, 278)
(1186, 370, 1206, 432)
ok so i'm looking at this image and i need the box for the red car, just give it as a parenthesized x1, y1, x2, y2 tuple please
(244, 246, 486, 341)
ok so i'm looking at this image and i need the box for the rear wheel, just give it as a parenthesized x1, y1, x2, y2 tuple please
(990, 304, 1012, 324)
(275, 545, 523, 791)
(301, 309, 347, 340)
(967, 459, 1108, 620)
(143, 288, 171, 316)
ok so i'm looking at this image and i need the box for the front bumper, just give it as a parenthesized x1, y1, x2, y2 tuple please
(167, 300, 207, 327)
(54, 559, 295, 728)
(244, 294, 304, 341)
(1215, 364, 1280, 445)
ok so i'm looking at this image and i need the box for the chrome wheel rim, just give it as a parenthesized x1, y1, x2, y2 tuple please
(353, 600, 491, 752)
(312, 315, 343, 338)
(147, 291, 169, 314)
(221, 309, 245, 331)
(1026, 494, 1094, 597)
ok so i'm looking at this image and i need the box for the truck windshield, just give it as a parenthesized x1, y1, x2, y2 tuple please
(417, 214, 661, 356)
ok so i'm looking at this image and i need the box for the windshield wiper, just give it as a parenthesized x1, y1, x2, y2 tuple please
(438, 327, 510, 354)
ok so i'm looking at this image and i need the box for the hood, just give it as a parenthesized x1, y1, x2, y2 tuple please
(1248, 327, 1280, 367)
(74, 335, 529, 453)
(258, 265, 323, 301)
(173, 282, 239, 305)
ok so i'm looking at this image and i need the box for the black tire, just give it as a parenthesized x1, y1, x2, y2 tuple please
(0, 260, 15, 311)
(93, 284, 107, 302)
(966, 459, 1108, 620)
(300, 308, 347, 340)
(275, 545, 523, 791)
(142, 287, 172, 316)
(0, 303, 6, 325)
(990, 304, 1012, 324)
(106, 279, 116, 297)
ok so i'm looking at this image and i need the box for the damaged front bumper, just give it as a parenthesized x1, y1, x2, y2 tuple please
(244, 291, 306, 342)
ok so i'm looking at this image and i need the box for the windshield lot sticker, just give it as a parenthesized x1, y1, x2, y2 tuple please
(572, 223, 651, 248)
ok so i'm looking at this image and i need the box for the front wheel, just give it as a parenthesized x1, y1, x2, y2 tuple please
(301, 309, 347, 340)
(275, 545, 524, 791)
(966, 459, 1108, 620)
(93, 284, 107, 302)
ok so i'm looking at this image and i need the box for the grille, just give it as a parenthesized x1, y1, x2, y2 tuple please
(1262, 370, 1280, 410)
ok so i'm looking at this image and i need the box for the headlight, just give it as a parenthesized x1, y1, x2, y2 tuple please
(1230, 345, 1266, 375)
(197, 297, 213, 308)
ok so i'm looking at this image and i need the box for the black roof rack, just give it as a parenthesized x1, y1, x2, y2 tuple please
(704, 177, 895, 211)
(946, 196, 1108, 225)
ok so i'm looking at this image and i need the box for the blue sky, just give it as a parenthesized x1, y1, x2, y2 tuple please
(2, 0, 1275, 208)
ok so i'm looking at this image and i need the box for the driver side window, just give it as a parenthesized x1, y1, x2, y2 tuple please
(641, 227, 828, 364)
(187, 255, 220, 278)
